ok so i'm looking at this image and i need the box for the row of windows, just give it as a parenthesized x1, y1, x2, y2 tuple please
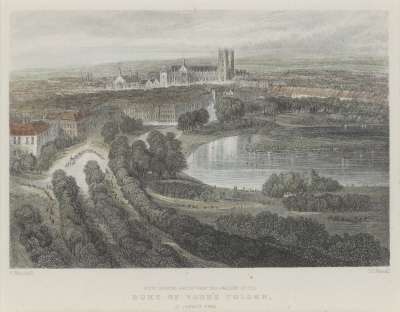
(62, 123, 76, 129)
(13, 136, 35, 145)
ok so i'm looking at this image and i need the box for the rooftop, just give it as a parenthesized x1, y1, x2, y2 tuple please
(170, 64, 217, 72)
(46, 111, 87, 121)
(10, 121, 49, 136)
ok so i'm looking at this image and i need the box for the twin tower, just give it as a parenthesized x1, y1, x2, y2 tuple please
(217, 48, 235, 81)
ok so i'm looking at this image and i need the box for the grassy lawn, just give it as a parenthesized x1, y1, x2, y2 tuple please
(149, 185, 286, 226)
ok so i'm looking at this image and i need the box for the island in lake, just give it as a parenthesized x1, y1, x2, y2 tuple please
(9, 11, 389, 268)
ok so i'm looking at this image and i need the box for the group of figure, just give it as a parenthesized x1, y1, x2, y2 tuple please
(64, 148, 105, 168)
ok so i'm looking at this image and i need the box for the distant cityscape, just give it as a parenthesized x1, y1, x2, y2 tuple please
(9, 47, 387, 158)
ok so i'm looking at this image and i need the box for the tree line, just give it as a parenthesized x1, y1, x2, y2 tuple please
(249, 96, 388, 123)
(177, 108, 209, 132)
(12, 159, 188, 268)
(101, 113, 143, 144)
(215, 211, 388, 266)
(283, 193, 372, 212)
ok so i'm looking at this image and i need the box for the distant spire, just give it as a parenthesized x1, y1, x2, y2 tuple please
(183, 58, 186, 67)
(119, 67, 122, 76)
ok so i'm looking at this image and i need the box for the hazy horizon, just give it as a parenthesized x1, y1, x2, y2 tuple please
(11, 10, 388, 71)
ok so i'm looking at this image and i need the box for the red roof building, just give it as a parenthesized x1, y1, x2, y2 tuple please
(9, 121, 56, 156)
(10, 121, 49, 136)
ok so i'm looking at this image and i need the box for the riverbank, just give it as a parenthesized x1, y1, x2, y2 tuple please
(179, 122, 273, 156)
(180, 114, 388, 157)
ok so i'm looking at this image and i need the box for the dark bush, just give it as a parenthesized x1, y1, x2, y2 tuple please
(262, 172, 307, 198)
(263, 170, 343, 198)
(283, 193, 372, 212)
(216, 211, 388, 266)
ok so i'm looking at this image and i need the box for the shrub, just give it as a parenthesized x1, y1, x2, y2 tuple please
(216, 211, 388, 266)
(308, 169, 343, 192)
(262, 172, 307, 198)
(262, 170, 343, 198)
(119, 115, 143, 134)
(283, 193, 372, 212)
(101, 121, 119, 144)
(14, 203, 72, 267)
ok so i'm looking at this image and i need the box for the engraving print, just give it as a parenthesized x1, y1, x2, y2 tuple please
(9, 11, 389, 268)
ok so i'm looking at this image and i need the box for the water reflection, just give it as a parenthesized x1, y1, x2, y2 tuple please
(185, 134, 389, 190)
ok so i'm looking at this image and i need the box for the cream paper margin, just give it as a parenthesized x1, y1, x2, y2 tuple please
(1, 0, 399, 311)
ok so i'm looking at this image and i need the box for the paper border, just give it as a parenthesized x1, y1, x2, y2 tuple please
(1, 1, 400, 311)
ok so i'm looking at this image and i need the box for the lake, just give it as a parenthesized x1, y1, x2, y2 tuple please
(185, 134, 389, 190)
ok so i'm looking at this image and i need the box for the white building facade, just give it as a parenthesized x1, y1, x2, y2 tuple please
(10, 121, 57, 156)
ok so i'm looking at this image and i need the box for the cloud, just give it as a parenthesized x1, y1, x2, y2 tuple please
(11, 10, 388, 70)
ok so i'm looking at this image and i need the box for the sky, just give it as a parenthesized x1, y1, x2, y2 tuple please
(10, 11, 388, 70)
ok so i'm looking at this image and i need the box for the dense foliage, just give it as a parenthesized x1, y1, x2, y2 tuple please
(264, 96, 388, 124)
(215, 96, 245, 122)
(177, 108, 209, 132)
(13, 162, 187, 268)
(100, 110, 144, 144)
(83, 160, 186, 267)
(119, 114, 143, 134)
(101, 121, 120, 144)
(149, 180, 211, 200)
(51, 169, 109, 267)
(13, 204, 72, 267)
(283, 193, 372, 212)
(262, 170, 343, 198)
(108, 138, 343, 267)
(110, 131, 187, 180)
(216, 211, 389, 266)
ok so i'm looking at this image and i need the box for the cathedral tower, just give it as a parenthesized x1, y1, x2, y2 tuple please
(218, 48, 235, 81)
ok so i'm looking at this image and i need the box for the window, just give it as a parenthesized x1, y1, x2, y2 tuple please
(25, 137, 29, 144)
(17, 137, 21, 144)
(31, 136, 34, 144)
(13, 137, 16, 144)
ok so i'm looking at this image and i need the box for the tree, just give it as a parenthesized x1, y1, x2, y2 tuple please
(38, 142, 57, 170)
(101, 121, 119, 144)
(147, 130, 168, 177)
(84, 160, 105, 186)
(164, 132, 187, 178)
(147, 130, 167, 159)
(178, 108, 209, 132)
(14, 204, 42, 228)
(130, 140, 151, 178)
(109, 136, 130, 160)
(149, 157, 166, 178)
(215, 97, 245, 122)
(177, 112, 192, 131)
(120, 114, 143, 134)
(194, 108, 209, 126)
(20, 153, 37, 171)
(307, 169, 343, 193)
(262, 172, 307, 198)
(10, 158, 22, 175)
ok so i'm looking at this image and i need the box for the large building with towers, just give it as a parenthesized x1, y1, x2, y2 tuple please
(160, 48, 235, 87)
